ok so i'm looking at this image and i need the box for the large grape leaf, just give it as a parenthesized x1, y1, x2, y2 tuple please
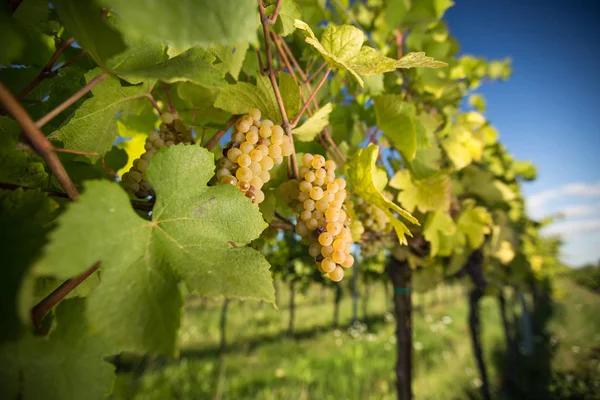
(115, 48, 226, 87)
(461, 165, 516, 208)
(374, 95, 417, 161)
(34, 145, 274, 354)
(0, 299, 116, 400)
(389, 170, 451, 213)
(54, 0, 126, 67)
(214, 73, 300, 124)
(292, 103, 332, 141)
(49, 70, 153, 156)
(0, 189, 56, 344)
(99, 0, 259, 48)
(0, 12, 25, 65)
(294, 20, 447, 87)
(441, 126, 484, 170)
(422, 210, 455, 257)
(209, 42, 250, 80)
(345, 144, 418, 245)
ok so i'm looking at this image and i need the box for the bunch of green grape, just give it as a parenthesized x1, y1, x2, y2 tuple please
(215, 109, 293, 204)
(279, 153, 354, 282)
(351, 193, 394, 257)
(122, 112, 192, 198)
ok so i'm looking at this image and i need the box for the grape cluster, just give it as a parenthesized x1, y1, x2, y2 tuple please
(279, 153, 354, 282)
(122, 112, 192, 198)
(351, 193, 394, 257)
(215, 109, 293, 204)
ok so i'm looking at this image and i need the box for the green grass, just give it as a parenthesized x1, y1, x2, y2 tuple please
(110, 279, 600, 400)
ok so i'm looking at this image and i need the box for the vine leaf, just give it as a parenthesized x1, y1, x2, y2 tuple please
(114, 48, 226, 87)
(0, 299, 117, 400)
(374, 95, 417, 160)
(209, 42, 250, 80)
(54, 0, 126, 67)
(34, 145, 274, 354)
(266, 0, 301, 37)
(292, 103, 332, 142)
(294, 20, 447, 87)
(214, 73, 300, 124)
(0, 189, 56, 344)
(99, 0, 259, 48)
(345, 144, 419, 245)
(48, 70, 152, 157)
(422, 210, 456, 257)
(457, 199, 493, 250)
(389, 170, 451, 213)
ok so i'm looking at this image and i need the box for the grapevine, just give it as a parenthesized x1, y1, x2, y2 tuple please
(280, 153, 354, 281)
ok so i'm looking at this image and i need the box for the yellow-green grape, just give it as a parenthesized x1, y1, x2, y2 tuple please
(281, 152, 354, 281)
(123, 112, 192, 198)
(214, 109, 291, 204)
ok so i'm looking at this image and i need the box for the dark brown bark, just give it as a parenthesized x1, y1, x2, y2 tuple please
(363, 281, 370, 320)
(498, 291, 518, 393)
(287, 281, 295, 337)
(387, 257, 412, 400)
(468, 288, 491, 400)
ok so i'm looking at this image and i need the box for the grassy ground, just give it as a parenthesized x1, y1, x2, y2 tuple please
(110, 279, 600, 400)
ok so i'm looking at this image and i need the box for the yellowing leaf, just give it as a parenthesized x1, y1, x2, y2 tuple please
(389, 170, 451, 213)
(423, 211, 456, 257)
(294, 20, 447, 88)
(345, 144, 418, 245)
(292, 103, 332, 141)
(457, 199, 492, 250)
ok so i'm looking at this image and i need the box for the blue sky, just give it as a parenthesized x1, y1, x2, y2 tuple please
(445, 0, 600, 266)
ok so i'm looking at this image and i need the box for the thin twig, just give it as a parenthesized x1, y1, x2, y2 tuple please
(303, 62, 328, 86)
(258, 1, 299, 179)
(31, 262, 100, 333)
(0, 83, 79, 200)
(267, 0, 283, 24)
(269, 220, 294, 231)
(56, 50, 86, 71)
(162, 85, 175, 113)
(144, 93, 163, 115)
(36, 73, 108, 129)
(16, 38, 75, 101)
(256, 49, 266, 75)
(291, 68, 332, 127)
(206, 117, 236, 150)
(395, 29, 404, 59)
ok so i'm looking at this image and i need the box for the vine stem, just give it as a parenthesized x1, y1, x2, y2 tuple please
(258, 0, 299, 179)
(31, 262, 100, 332)
(16, 38, 75, 101)
(36, 73, 108, 129)
(291, 68, 332, 127)
(268, 0, 283, 24)
(0, 82, 79, 201)
(277, 36, 346, 165)
(206, 116, 236, 150)
(303, 62, 328, 86)
(270, 34, 343, 166)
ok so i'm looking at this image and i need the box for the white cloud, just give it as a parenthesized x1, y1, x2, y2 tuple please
(527, 181, 600, 218)
(555, 202, 600, 218)
(542, 219, 600, 237)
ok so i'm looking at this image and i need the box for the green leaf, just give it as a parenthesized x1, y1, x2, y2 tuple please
(0, 189, 55, 344)
(0, 299, 116, 400)
(215, 74, 299, 124)
(292, 103, 332, 141)
(0, 12, 26, 65)
(107, 37, 168, 81)
(348, 47, 447, 75)
(209, 42, 250, 80)
(294, 20, 365, 86)
(345, 144, 418, 245)
(176, 83, 230, 125)
(423, 211, 456, 257)
(35, 145, 274, 354)
(457, 199, 492, 250)
(461, 165, 516, 208)
(469, 93, 486, 112)
(441, 127, 483, 170)
(54, 0, 126, 67)
(49, 70, 153, 156)
(0, 117, 49, 187)
(99, 0, 259, 48)
(374, 95, 417, 160)
(115, 47, 225, 87)
(266, 0, 302, 37)
(389, 170, 451, 213)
